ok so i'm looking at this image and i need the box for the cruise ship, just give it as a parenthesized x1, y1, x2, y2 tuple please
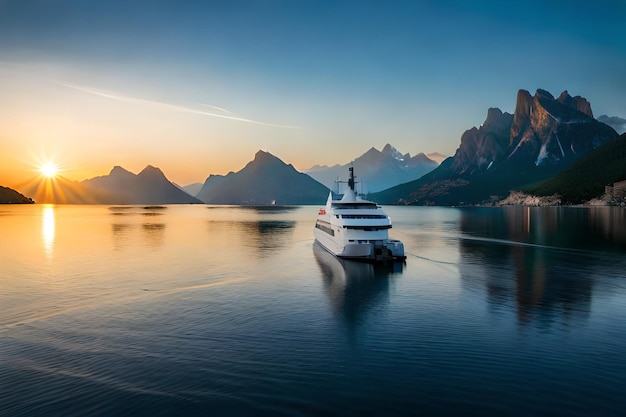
(314, 167, 406, 263)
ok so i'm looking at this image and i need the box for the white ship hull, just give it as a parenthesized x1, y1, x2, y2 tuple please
(314, 228, 404, 260)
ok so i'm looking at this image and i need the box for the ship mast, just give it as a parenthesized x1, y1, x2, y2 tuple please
(335, 167, 358, 200)
(348, 167, 355, 191)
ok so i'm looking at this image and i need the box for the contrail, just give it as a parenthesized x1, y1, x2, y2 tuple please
(194, 102, 233, 115)
(57, 82, 301, 129)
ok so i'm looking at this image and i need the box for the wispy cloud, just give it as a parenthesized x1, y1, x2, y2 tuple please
(57, 82, 301, 129)
(597, 115, 626, 134)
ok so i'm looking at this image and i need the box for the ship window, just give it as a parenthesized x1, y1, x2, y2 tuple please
(343, 225, 392, 230)
(340, 215, 387, 219)
(332, 203, 377, 209)
(315, 220, 334, 236)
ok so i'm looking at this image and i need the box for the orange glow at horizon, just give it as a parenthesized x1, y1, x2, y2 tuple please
(8, 156, 76, 203)
(32, 158, 67, 203)
(35, 177, 67, 204)
(15, 175, 73, 204)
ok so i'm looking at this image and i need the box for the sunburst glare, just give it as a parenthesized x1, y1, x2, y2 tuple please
(39, 162, 59, 178)
(15, 153, 74, 204)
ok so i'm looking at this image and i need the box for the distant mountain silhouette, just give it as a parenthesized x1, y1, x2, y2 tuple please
(196, 150, 329, 205)
(371, 89, 618, 205)
(21, 165, 202, 204)
(0, 186, 34, 204)
(196, 174, 228, 200)
(83, 165, 202, 204)
(179, 182, 203, 197)
(307, 144, 438, 192)
(426, 152, 449, 165)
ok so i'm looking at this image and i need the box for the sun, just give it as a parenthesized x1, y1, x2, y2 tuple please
(39, 162, 59, 178)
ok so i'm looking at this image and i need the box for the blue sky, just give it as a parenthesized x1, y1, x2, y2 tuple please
(1, 0, 625, 185)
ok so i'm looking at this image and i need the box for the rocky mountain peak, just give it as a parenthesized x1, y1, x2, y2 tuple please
(507, 88, 613, 165)
(486, 107, 503, 119)
(138, 165, 167, 180)
(557, 90, 573, 104)
(557, 90, 593, 118)
(512, 90, 533, 132)
(362, 146, 380, 157)
(381, 143, 410, 161)
(197, 151, 328, 204)
(483, 108, 513, 134)
(253, 150, 283, 166)
(109, 165, 134, 176)
(450, 107, 512, 175)
(139, 164, 161, 173)
(536, 88, 555, 100)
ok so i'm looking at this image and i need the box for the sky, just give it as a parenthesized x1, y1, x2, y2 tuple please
(1, 0, 625, 188)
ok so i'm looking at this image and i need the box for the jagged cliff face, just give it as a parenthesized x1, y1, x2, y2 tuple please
(452, 89, 617, 174)
(450, 108, 513, 175)
(556, 90, 593, 117)
(507, 89, 613, 166)
(508, 89, 555, 164)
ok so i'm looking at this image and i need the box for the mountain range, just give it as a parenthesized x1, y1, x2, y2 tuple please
(83, 165, 202, 204)
(6, 88, 624, 206)
(196, 150, 328, 205)
(21, 165, 202, 204)
(371, 89, 620, 205)
(306, 144, 438, 193)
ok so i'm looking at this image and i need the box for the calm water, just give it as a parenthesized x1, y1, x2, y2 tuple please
(1, 204, 626, 416)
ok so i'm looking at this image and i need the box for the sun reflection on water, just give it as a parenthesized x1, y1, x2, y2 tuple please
(42, 205, 55, 259)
